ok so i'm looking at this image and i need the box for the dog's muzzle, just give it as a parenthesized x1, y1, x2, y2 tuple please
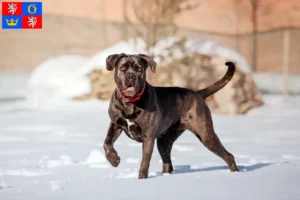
(126, 73, 136, 86)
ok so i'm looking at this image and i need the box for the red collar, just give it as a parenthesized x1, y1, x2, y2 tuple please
(116, 83, 146, 103)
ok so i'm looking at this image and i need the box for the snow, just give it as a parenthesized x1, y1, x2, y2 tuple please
(84, 38, 146, 71)
(85, 37, 251, 73)
(173, 144, 194, 152)
(0, 72, 30, 99)
(0, 94, 300, 199)
(185, 38, 251, 73)
(26, 55, 91, 109)
(49, 181, 63, 191)
(125, 158, 140, 164)
(42, 155, 76, 168)
(86, 149, 107, 164)
(252, 72, 300, 94)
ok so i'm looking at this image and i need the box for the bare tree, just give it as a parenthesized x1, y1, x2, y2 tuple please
(125, 0, 198, 55)
(250, 0, 257, 72)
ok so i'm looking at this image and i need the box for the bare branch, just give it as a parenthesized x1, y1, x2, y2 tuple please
(127, 0, 198, 51)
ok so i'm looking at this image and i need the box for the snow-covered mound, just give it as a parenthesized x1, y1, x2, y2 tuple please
(86, 149, 107, 164)
(147, 37, 251, 73)
(25, 37, 252, 108)
(26, 55, 91, 108)
(185, 39, 251, 73)
(84, 38, 147, 71)
(84, 37, 251, 73)
(148, 37, 251, 73)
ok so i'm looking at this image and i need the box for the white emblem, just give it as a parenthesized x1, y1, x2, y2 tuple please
(8, 3, 17, 15)
(28, 17, 37, 28)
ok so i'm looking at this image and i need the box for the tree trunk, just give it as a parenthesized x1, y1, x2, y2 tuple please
(102, 0, 108, 48)
(251, 0, 257, 72)
(122, 0, 128, 40)
(282, 29, 290, 96)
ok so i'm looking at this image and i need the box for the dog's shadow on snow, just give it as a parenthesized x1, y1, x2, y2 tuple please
(150, 163, 274, 178)
(171, 162, 274, 175)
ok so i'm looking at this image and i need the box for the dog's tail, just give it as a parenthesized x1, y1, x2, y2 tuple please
(197, 62, 235, 99)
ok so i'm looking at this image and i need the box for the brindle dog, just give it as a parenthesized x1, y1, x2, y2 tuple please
(103, 53, 239, 179)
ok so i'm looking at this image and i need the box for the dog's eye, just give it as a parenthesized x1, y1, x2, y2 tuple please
(120, 66, 127, 72)
(135, 67, 142, 72)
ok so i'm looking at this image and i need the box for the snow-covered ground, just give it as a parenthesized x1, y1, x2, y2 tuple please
(0, 72, 30, 100)
(252, 73, 300, 94)
(0, 94, 299, 200)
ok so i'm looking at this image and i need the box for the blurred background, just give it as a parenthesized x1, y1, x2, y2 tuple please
(0, 0, 300, 114)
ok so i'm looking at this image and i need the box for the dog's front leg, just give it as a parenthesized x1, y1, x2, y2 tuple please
(103, 122, 122, 167)
(139, 135, 155, 179)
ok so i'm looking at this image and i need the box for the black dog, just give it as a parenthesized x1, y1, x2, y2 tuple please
(103, 53, 239, 179)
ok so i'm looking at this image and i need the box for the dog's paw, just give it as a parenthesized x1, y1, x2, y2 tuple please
(162, 163, 173, 174)
(138, 171, 148, 179)
(106, 151, 121, 167)
(230, 167, 239, 172)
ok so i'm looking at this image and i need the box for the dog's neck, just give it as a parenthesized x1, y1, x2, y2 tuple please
(116, 83, 146, 103)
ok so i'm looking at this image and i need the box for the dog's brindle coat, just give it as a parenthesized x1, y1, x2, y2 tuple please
(103, 53, 239, 179)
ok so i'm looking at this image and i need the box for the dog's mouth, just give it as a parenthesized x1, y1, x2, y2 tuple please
(122, 84, 137, 97)
(124, 85, 135, 92)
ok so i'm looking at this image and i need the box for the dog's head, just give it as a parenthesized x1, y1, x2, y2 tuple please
(106, 53, 157, 97)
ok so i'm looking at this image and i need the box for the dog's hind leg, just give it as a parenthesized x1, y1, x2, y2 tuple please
(190, 104, 239, 172)
(157, 130, 184, 173)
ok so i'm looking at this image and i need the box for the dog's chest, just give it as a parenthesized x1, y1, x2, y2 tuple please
(123, 118, 143, 142)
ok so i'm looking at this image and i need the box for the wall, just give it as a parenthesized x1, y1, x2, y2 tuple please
(0, 0, 300, 73)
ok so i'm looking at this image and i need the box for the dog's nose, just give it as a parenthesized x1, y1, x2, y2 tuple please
(126, 73, 136, 82)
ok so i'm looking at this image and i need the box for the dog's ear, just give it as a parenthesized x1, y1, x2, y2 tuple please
(138, 54, 157, 73)
(106, 53, 126, 71)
